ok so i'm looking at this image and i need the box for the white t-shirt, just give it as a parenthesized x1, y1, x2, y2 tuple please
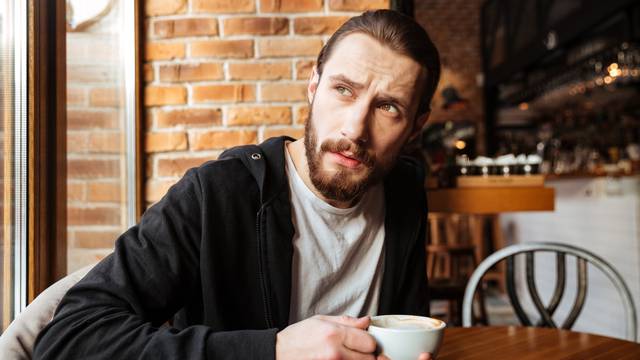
(285, 146, 386, 323)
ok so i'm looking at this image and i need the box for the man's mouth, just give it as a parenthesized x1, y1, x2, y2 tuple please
(329, 151, 363, 168)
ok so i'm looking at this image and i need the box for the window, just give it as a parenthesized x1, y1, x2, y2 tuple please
(65, 0, 139, 272)
(0, 0, 140, 330)
(0, 0, 29, 328)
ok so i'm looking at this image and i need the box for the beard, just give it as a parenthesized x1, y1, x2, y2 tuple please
(303, 108, 386, 204)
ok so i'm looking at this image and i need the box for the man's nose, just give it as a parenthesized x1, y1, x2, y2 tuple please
(340, 102, 370, 143)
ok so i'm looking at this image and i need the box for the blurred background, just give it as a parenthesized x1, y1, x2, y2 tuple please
(1, 0, 639, 341)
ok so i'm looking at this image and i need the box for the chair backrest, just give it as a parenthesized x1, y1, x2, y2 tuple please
(0, 263, 96, 359)
(462, 242, 637, 342)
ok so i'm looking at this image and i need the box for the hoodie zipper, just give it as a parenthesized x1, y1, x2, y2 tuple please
(256, 209, 275, 328)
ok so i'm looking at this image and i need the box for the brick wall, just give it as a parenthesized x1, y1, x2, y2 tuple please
(414, 0, 485, 153)
(67, 7, 127, 272)
(143, 0, 391, 204)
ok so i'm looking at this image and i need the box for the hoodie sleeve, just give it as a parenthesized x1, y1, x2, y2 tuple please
(33, 168, 277, 360)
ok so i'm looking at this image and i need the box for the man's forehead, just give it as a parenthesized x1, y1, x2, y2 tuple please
(322, 33, 423, 95)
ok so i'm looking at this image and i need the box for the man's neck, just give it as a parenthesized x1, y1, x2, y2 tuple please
(286, 139, 357, 209)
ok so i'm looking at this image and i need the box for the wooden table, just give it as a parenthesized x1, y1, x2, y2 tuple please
(437, 326, 640, 359)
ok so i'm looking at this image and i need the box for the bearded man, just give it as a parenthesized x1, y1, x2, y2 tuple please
(34, 8, 440, 360)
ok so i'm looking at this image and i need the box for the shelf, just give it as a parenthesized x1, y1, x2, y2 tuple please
(427, 187, 555, 214)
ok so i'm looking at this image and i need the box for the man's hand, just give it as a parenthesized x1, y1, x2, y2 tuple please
(276, 315, 377, 359)
(275, 315, 434, 360)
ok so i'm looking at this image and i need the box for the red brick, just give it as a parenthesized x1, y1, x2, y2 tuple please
(68, 182, 86, 202)
(228, 106, 291, 125)
(144, 64, 154, 82)
(192, 0, 255, 13)
(159, 62, 224, 82)
(145, 132, 188, 152)
(261, 83, 307, 102)
(260, 0, 322, 12)
(68, 206, 121, 226)
(145, 86, 187, 106)
(191, 40, 254, 58)
(157, 156, 214, 177)
(329, 0, 390, 11)
(263, 127, 305, 140)
(223, 17, 289, 36)
(145, 111, 154, 131)
(145, 156, 154, 178)
(74, 230, 122, 249)
(153, 18, 219, 38)
(155, 108, 222, 128)
(89, 133, 122, 153)
(67, 132, 89, 153)
(191, 130, 258, 150)
(295, 104, 310, 125)
(145, 42, 185, 60)
(259, 38, 322, 57)
(296, 60, 315, 79)
(68, 65, 117, 83)
(294, 16, 349, 35)
(89, 88, 121, 107)
(228, 61, 291, 80)
(145, 0, 187, 16)
(192, 84, 256, 103)
(68, 159, 120, 179)
(67, 87, 87, 106)
(87, 182, 122, 202)
(145, 180, 177, 203)
(68, 110, 119, 130)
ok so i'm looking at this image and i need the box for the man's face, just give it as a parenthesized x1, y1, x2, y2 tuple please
(304, 33, 428, 204)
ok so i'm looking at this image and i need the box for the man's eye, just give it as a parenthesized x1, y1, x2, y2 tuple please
(380, 103, 399, 114)
(336, 86, 352, 97)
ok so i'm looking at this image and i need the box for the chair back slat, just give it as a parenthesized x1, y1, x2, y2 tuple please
(535, 253, 566, 326)
(526, 253, 557, 327)
(548, 253, 566, 315)
(506, 256, 532, 326)
(562, 259, 588, 329)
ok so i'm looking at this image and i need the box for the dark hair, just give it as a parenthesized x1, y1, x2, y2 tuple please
(316, 9, 441, 117)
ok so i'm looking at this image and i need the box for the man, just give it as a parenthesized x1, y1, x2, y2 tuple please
(34, 9, 440, 360)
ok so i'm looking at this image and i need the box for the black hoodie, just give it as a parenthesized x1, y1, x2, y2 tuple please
(34, 136, 429, 359)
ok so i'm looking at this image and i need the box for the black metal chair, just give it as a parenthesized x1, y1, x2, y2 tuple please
(462, 242, 638, 342)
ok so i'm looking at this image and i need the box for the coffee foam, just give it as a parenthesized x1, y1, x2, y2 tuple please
(372, 315, 444, 330)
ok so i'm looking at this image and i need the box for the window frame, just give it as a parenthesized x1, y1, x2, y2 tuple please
(28, 0, 68, 301)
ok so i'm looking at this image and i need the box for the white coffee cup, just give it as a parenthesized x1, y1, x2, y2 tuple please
(367, 315, 446, 360)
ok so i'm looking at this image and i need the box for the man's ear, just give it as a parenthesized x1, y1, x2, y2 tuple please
(408, 111, 430, 142)
(307, 66, 320, 104)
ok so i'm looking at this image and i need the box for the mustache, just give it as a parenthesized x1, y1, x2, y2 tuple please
(320, 138, 374, 167)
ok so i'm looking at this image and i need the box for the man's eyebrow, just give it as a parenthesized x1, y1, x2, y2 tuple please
(377, 94, 408, 110)
(328, 74, 365, 90)
(328, 74, 410, 110)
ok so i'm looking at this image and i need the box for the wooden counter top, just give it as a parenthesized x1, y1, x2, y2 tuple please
(427, 187, 555, 214)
